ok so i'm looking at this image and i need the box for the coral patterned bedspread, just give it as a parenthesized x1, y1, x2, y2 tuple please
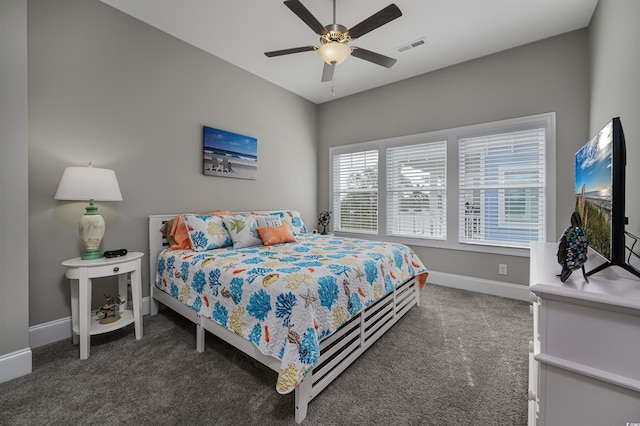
(155, 234, 428, 394)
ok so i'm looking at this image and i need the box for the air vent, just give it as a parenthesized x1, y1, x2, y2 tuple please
(397, 37, 426, 53)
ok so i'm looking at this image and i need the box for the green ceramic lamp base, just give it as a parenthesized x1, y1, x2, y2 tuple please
(79, 199, 105, 260)
(81, 248, 103, 260)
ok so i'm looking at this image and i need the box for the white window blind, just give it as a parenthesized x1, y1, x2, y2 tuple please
(332, 150, 378, 233)
(458, 129, 546, 248)
(387, 141, 446, 239)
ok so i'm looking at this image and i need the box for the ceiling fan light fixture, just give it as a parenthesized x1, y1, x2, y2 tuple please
(318, 41, 351, 65)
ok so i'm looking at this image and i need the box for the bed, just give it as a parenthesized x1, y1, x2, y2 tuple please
(148, 211, 428, 423)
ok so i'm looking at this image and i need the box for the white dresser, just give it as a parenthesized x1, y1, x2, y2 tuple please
(528, 241, 640, 426)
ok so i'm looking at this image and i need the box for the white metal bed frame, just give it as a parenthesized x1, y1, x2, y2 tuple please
(148, 214, 421, 423)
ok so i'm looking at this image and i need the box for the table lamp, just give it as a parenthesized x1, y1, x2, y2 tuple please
(54, 163, 123, 260)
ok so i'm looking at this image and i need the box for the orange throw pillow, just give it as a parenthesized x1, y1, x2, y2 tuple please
(196, 210, 231, 216)
(170, 214, 192, 250)
(169, 210, 231, 250)
(257, 224, 297, 246)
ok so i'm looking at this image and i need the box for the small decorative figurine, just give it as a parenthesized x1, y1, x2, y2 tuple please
(96, 294, 124, 324)
(318, 211, 332, 235)
(557, 211, 589, 283)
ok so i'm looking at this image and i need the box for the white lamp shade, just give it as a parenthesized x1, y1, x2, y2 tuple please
(318, 42, 351, 65)
(54, 166, 122, 201)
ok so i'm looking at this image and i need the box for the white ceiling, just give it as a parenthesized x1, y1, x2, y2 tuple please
(100, 0, 598, 104)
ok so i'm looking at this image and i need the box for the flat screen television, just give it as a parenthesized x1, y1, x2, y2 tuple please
(574, 117, 640, 278)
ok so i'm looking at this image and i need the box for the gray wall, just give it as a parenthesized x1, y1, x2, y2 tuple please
(28, 0, 318, 326)
(589, 0, 640, 239)
(317, 30, 591, 286)
(0, 0, 30, 360)
(22, 0, 640, 330)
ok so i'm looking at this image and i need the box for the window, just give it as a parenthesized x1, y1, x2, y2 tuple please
(458, 128, 546, 248)
(332, 150, 378, 234)
(499, 169, 540, 227)
(387, 141, 446, 239)
(329, 113, 555, 255)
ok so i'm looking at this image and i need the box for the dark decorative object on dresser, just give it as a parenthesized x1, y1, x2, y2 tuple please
(556, 211, 589, 283)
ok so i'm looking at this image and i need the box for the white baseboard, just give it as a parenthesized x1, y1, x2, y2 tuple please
(28, 316, 72, 349)
(28, 275, 528, 349)
(29, 296, 151, 349)
(0, 348, 32, 383)
(426, 271, 530, 301)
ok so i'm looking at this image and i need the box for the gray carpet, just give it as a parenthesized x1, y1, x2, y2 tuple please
(0, 284, 531, 425)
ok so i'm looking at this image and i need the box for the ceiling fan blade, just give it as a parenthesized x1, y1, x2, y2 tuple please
(347, 4, 402, 40)
(264, 46, 316, 57)
(351, 47, 397, 68)
(284, 0, 328, 35)
(321, 62, 335, 82)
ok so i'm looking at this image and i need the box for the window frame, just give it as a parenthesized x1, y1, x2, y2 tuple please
(328, 112, 556, 257)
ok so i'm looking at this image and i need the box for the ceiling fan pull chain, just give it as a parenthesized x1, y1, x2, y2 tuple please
(331, 81, 336, 97)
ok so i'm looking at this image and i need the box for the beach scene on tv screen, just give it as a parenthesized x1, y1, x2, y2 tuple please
(203, 126, 258, 180)
(574, 121, 613, 260)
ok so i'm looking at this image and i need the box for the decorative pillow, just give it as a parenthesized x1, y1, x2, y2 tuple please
(257, 224, 297, 246)
(255, 215, 282, 228)
(197, 210, 232, 216)
(182, 214, 232, 251)
(287, 210, 307, 235)
(170, 214, 192, 250)
(252, 210, 307, 236)
(221, 214, 263, 248)
(167, 210, 230, 251)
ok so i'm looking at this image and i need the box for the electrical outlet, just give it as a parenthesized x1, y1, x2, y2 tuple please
(499, 264, 508, 275)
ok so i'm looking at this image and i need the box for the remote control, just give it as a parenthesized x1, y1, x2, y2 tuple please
(104, 249, 128, 258)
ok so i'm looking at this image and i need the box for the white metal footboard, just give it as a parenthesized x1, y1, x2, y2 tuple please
(148, 215, 421, 423)
(294, 275, 420, 422)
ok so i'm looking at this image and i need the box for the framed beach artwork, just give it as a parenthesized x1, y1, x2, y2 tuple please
(203, 126, 257, 180)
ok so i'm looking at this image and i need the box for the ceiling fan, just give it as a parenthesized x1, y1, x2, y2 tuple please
(264, 0, 402, 82)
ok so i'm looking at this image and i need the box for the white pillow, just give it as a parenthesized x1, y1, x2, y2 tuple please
(182, 214, 232, 251)
(255, 215, 282, 228)
(221, 214, 263, 248)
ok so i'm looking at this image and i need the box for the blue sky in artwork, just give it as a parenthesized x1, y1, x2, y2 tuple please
(204, 126, 257, 157)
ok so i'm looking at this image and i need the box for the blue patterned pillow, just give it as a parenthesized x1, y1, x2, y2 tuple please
(182, 214, 232, 251)
(287, 210, 307, 235)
